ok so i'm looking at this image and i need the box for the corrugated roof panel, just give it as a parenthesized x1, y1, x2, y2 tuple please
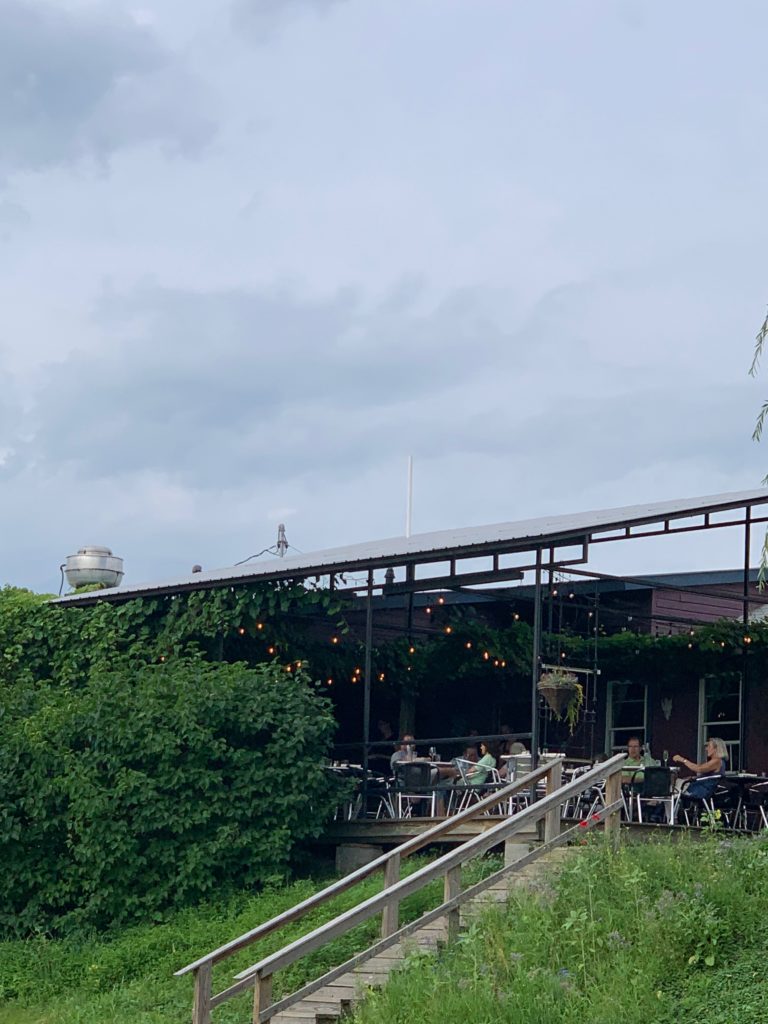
(52, 488, 768, 606)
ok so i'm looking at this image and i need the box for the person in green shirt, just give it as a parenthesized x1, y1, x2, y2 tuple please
(623, 736, 646, 780)
(467, 741, 498, 786)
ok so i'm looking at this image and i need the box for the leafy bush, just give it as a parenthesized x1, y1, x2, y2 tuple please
(0, 659, 340, 936)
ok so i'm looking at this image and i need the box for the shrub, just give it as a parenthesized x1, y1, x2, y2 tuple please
(0, 658, 340, 936)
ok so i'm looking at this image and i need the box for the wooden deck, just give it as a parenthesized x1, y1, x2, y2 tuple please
(322, 815, 539, 847)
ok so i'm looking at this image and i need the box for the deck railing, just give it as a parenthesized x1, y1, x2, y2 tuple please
(176, 752, 626, 1024)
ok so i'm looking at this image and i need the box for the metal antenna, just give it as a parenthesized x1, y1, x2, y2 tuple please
(406, 455, 413, 538)
(277, 523, 288, 557)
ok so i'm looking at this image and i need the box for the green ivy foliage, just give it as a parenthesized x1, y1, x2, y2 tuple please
(0, 657, 340, 937)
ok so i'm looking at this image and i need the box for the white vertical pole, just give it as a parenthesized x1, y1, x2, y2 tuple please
(406, 456, 413, 538)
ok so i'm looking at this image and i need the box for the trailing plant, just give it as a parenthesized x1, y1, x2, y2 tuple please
(537, 669, 584, 733)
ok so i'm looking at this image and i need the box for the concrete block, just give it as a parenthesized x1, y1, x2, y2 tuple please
(335, 843, 384, 874)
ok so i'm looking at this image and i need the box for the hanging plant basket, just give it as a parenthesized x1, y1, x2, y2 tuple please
(537, 670, 584, 732)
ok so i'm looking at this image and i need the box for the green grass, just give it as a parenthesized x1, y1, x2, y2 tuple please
(352, 833, 768, 1024)
(0, 854, 499, 1024)
(6, 836, 766, 1024)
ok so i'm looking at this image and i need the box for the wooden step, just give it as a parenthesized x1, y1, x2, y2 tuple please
(277, 848, 578, 1024)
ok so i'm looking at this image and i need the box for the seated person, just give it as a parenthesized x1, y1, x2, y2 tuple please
(390, 735, 417, 772)
(498, 740, 528, 780)
(622, 736, 647, 788)
(673, 737, 728, 800)
(466, 741, 498, 786)
(462, 743, 479, 763)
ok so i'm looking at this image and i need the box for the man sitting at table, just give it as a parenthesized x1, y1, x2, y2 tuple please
(623, 736, 646, 787)
(390, 734, 417, 771)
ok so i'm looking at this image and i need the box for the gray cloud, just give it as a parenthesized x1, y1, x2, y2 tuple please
(10, 273, 758, 509)
(232, 0, 347, 40)
(13, 281, 512, 486)
(0, 0, 214, 172)
(0, 200, 30, 238)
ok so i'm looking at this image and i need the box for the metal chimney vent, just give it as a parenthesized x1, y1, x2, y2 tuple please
(64, 545, 124, 590)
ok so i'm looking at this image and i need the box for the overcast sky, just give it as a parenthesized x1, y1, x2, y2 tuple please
(2, 0, 768, 594)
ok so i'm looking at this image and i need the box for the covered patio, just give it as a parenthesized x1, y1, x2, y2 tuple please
(56, 487, 768, 784)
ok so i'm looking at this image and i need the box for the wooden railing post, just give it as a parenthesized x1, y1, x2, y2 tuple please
(444, 865, 461, 943)
(192, 963, 212, 1024)
(381, 853, 401, 938)
(253, 971, 273, 1024)
(604, 768, 622, 845)
(544, 759, 563, 844)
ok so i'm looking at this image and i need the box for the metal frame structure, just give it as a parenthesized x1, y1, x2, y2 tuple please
(52, 488, 768, 774)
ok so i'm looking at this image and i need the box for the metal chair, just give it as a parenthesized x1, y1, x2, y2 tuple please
(562, 765, 604, 820)
(634, 767, 677, 824)
(364, 775, 395, 819)
(446, 758, 504, 813)
(745, 781, 768, 832)
(393, 761, 436, 818)
(680, 775, 723, 826)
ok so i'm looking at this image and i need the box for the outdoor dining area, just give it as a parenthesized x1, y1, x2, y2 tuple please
(326, 734, 768, 834)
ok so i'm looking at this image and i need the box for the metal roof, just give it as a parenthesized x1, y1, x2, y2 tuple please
(52, 488, 768, 607)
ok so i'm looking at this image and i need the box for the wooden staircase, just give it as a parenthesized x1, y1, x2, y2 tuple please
(270, 846, 573, 1024)
(175, 755, 626, 1024)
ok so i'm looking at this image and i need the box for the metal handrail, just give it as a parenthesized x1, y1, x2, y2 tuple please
(177, 752, 626, 1024)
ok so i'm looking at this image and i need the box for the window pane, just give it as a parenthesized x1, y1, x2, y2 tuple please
(703, 723, 740, 743)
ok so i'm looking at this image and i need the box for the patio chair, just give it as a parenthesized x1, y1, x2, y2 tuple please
(745, 781, 768, 832)
(364, 774, 395, 819)
(711, 779, 746, 829)
(684, 778, 737, 827)
(634, 767, 677, 824)
(561, 764, 604, 820)
(393, 761, 436, 818)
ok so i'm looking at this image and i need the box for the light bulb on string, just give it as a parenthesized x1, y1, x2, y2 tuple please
(483, 651, 490, 661)
(256, 622, 264, 631)
(238, 627, 246, 635)
(444, 626, 452, 634)
(465, 641, 472, 649)
(437, 596, 445, 605)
